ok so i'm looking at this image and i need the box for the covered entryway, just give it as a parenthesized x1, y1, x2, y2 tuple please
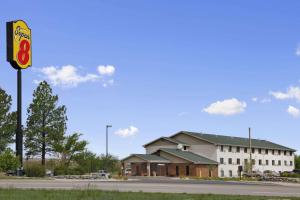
(121, 154, 170, 176)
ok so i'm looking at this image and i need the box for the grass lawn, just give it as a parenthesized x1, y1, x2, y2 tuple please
(0, 189, 299, 200)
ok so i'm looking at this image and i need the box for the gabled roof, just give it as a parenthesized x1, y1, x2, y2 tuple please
(143, 137, 189, 147)
(158, 148, 218, 165)
(122, 154, 170, 163)
(171, 131, 296, 151)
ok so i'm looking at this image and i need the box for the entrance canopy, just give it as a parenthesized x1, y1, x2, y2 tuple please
(122, 154, 170, 163)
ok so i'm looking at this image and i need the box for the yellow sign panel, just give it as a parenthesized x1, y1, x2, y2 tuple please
(7, 20, 32, 69)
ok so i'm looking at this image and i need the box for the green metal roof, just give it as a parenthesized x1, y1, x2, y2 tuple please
(143, 137, 189, 147)
(159, 148, 218, 164)
(122, 154, 170, 163)
(174, 131, 295, 151)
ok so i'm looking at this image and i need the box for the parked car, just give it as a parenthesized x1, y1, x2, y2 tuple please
(243, 171, 263, 178)
(124, 168, 131, 176)
(264, 170, 280, 177)
(293, 169, 300, 174)
(98, 170, 111, 179)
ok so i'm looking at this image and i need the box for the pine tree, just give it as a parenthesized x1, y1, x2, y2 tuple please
(0, 87, 16, 153)
(25, 81, 67, 165)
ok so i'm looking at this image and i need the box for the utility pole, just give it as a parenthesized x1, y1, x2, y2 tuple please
(106, 125, 112, 157)
(249, 127, 252, 178)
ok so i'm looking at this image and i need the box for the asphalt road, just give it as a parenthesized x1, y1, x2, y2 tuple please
(0, 178, 300, 197)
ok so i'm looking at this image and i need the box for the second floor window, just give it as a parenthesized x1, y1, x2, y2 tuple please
(259, 159, 262, 165)
(237, 158, 240, 165)
(228, 158, 232, 164)
(221, 145, 224, 152)
(278, 150, 281, 155)
(265, 149, 268, 154)
(290, 161, 293, 166)
(284, 160, 287, 166)
(236, 147, 240, 153)
(272, 160, 275, 166)
(229, 146, 232, 152)
(258, 148, 262, 154)
(244, 148, 247, 153)
(266, 160, 269, 165)
(272, 150, 275, 155)
(278, 160, 281, 166)
(252, 148, 255, 154)
(220, 158, 224, 164)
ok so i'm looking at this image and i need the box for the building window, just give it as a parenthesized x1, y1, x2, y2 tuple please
(258, 148, 262, 154)
(272, 160, 275, 166)
(221, 170, 224, 177)
(252, 148, 255, 154)
(220, 158, 224, 164)
(266, 160, 269, 165)
(237, 158, 240, 165)
(278, 150, 281, 155)
(265, 149, 268, 155)
(290, 151, 293, 156)
(278, 160, 281, 166)
(228, 158, 232, 164)
(183, 146, 187, 151)
(236, 147, 240, 153)
(290, 161, 293, 166)
(229, 170, 233, 177)
(244, 159, 248, 164)
(186, 166, 190, 176)
(229, 146, 232, 152)
(244, 148, 247, 153)
(259, 159, 262, 165)
(272, 150, 275, 155)
(284, 151, 287, 156)
(284, 161, 287, 166)
(221, 145, 224, 152)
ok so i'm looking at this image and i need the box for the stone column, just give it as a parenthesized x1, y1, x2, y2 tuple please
(147, 162, 151, 176)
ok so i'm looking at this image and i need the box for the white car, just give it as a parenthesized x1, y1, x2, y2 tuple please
(98, 170, 111, 179)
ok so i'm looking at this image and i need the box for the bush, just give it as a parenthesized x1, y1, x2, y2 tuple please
(0, 149, 19, 172)
(54, 165, 85, 176)
(24, 163, 45, 177)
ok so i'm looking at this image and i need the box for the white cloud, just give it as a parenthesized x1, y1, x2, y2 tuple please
(114, 126, 139, 137)
(260, 98, 271, 103)
(203, 98, 247, 116)
(35, 65, 116, 88)
(38, 65, 99, 88)
(97, 65, 115, 76)
(251, 97, 258, 102)
(296, 44, 300, 56)
(270, 86, 300, 101)
(287, 105, 300, 117)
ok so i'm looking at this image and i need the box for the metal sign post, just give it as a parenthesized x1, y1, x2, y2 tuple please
(6, 20, 32, 169)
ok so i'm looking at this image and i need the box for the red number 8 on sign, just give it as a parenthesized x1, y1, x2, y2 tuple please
(17, 40, 30, 65)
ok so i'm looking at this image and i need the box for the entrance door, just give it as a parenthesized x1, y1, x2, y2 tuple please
(176, 166, 179, 176)
(136, 165, 140, 176)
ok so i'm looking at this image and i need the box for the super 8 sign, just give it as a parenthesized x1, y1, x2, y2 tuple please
(7, 20, 32, 69)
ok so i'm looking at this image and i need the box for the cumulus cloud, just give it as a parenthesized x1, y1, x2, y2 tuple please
(97, 65, 115, 76)
(287, 105, 300, 117)
(270, 86, 300, 101)
(114, 126, 139, 137)
(251, 97, 258, 102)
(37, 65, 99, 88)
(35, 64, 116, 88)
(296, 44, 300, 56)
(203, 98, 247, 116)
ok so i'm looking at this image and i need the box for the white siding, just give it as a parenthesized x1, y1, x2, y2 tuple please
(217, 145, 295, 177)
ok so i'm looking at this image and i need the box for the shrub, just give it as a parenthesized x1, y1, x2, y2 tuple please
(0, 149, 19, 172)
(24, 163, 45, 177)
(54, 165, 85, 176)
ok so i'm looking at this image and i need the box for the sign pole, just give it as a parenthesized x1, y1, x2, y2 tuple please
(16, 69, 23, 166)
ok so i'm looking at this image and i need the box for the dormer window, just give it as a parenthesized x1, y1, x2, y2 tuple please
(183, 146, 187, 151)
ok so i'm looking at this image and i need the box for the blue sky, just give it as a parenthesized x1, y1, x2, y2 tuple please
(0, 1, 300, 158)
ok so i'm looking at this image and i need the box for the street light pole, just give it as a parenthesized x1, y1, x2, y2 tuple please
(106, 125, 112, 157)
